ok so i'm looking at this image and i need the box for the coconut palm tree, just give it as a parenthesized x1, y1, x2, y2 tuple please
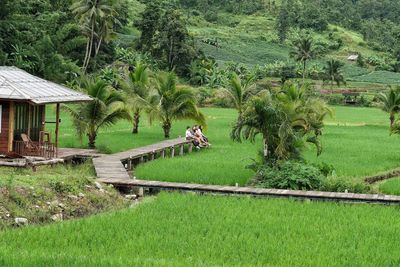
(377, 88, 400, 128)
(322, 59, 346, 93)
(290, 36, 316, 83)
(124, 62, 152, 134)
(222, 73, 258, 116)
(71, 0, 115, 72)
(64, 79, 131, 148)
(150, 72, 206, 138)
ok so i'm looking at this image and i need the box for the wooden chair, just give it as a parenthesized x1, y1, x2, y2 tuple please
(20, 133, 41, 156)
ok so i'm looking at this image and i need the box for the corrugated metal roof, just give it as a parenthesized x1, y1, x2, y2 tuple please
(0, 66, 92, 104)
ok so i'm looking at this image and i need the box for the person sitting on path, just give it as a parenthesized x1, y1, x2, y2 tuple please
(186, 126, 201, 149)
(193, 125, 209, 147)
(197, 125, 210, 146)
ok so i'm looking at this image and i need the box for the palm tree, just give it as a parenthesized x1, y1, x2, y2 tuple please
(150, 72, 206, 138)
(231, 84, 331, 161)
(64, 79, 131, 148)
(222, 73, 258, 116)
(322, 59, 346, 93)
(231, 93, 295, 161)
(377, 88, 400, 128)
(124, 62, 152, 134)
(71, 0, 114, 72)
(290, 36, 316, 83)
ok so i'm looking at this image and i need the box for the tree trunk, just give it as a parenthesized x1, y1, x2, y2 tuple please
(302, 60, 306, 83)
(263, 139, 269, 160)
(132, 110, 140, 134)
(88, 131, 97, 149)
(162, 121, 171, 139)
(390, 113, 395, 128)
(83, 20, 95, 72)
(82, 37, 90, 70)
(95, 36, 103, 57)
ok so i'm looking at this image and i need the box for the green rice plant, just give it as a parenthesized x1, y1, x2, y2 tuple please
(1, 193, 400, 266)
(379, 177, 400, 195)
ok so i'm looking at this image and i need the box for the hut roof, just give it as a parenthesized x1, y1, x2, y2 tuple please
(0, 66, 92, 104)
(347, 54, 359, 61)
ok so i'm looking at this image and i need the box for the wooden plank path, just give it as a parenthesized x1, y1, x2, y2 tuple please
(97, 178, 400, 204)
(93, 138, 192, 181)
(88, 137, 400, 205)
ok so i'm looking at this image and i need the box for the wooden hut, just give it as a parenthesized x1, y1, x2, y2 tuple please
(0, 66, 91, 158)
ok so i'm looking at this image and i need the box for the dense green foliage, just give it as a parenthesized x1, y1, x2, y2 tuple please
(1, 193, 400, 266)
(252, 160, 325, 190)
(0, 0, 130, 81)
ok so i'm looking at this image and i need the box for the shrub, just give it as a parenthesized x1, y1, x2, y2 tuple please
(311, 162, 335, 177)
(253, 161, 324, 191)
(204, 11, 219, 23)
(321, 94, 343, 105)
(320, 177, 371, 194)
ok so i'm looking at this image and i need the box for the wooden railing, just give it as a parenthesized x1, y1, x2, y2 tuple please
(14, 141, 56, 159)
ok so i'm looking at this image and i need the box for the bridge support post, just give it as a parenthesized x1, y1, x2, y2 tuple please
(179, 145, 184, 156)
(171, 147, 175, 158)
(161, 149, 165, 158)
(150, 151, 155, 161)
(127, 156, 132, 170)
(188, 143, 193, 153)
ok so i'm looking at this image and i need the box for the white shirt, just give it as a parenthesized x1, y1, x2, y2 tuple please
(186, 129, 194, 139)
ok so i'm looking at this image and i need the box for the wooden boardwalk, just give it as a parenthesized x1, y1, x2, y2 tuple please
(97, 178, 400, 204)
(89, 137, 400, 205)
(58, 148, 101, 160)
(93, 138, 192, 181)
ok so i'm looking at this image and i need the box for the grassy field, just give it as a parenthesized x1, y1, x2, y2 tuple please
(1, 192, 400, 266)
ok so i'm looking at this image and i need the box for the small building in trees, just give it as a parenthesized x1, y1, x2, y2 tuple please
(347, 54, 359, 61)
(0, 66, 91, 158)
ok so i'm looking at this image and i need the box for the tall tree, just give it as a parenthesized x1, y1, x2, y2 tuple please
(136, 5, 198, 77)
(64, 79, 131, 148)
(276, 3, 290, 43)
(158, 9, 198, 76)
(136, 1, 162, 52)
(290, 36, 316, 83)
(322, 59, 346, 92)
(150, 72, 206, 138)
(71, 0, 116, 72)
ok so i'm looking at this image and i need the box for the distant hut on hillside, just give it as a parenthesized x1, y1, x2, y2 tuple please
(347, 54, 359, 61)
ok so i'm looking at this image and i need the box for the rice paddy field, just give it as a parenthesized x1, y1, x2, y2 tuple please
(133, 106, 400, 185)
(49, 105, 400, 186)
(1, 192, 400, 266)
